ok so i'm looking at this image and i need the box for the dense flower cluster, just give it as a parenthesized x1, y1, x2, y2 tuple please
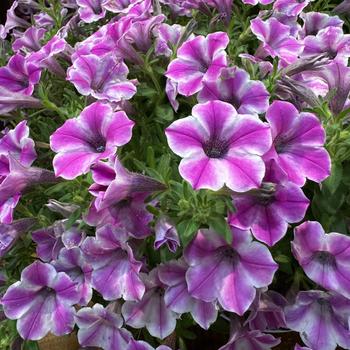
(0, 0, 349, 349)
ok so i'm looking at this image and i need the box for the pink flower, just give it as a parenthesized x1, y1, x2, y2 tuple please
(165, 100, 271, 191)
(50, 102, 134, 180)
(166, 32, 229, 96)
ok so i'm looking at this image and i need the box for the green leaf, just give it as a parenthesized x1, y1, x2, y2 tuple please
(323, 162, 342, 194)
(65, 208, 82, 230)
(23, 341, 39, 350)
(208, 216, 232, 244)
(177, 220, 200, 246)
(155, 105, 174, 122)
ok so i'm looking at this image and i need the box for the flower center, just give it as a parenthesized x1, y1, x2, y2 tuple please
(274, 135, 290, 153)
(218, 247, 240, 265)
(90, 138, 106, 153)
(203, 138, 229, 159)
(313, 251, 336, 266)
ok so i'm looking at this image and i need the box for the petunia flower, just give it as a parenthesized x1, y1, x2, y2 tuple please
(81, 225, 145, 301)
(250, 17, 303, 64)
(50, 102, 134, 180)
(314, 61, 350, 115)
(300, 12, 343, 38)
(122, 268, 179, 339)
(67, 54, 137, 102)
(197, 66, 270, 114)
(334, 0, 350, 15)
(229, 159, 309, 246)
(166, 32, 229, 96)
(154, 217, 180, 253)
(52, 247, 93, 306)
(0, 218, 36, 257)
(264, 100, 331, 186)
(0, 53, 41, 95)
(285, 290, 350, 350)
(242, 0, 273, 5)
(292, 221, 350, 299)
(32, 221, 85, 262)
(12, 26, 45, 53)
(77, 0, 106, 23)
(1, 261, 80, 340)
(0, 120, 36, 166)
(1, 1, 30, 39)
(127, 340, 172, 350)
(184, 228, 278, 315)
(219, 327, 280, 350)
(158, 259, 218, 329)
(76, 304, 132, 349)
(165, 100, 271, 192)
(273, 0, 311, 17)
(294, 345, 311, 350)
(246, 289, 287, 331)
(303, 26, 350, 62)
(101, 0, 144, 14)
(165, 79, 179, 111)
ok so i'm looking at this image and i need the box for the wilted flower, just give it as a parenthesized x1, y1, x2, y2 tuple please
(184, 228, 278, 315)
(122, 269, 178, 339)
(45, 199, 80, 218)
(166, 32, 229, 96)
(1, 261, 80, 340)
(250, 17, 303, 64)
(32, 220, 85, 261)
(0, 53, 41, 95)
(50, 102, 134, 179)
(165, 100, 271, 191)
(158, 259, 218, 329)
(165, 79, 179, 111)
(154, 217, 180, 253)
(0, 218, 36, 257)
(77, 0, 106, 23)
(229, 160, 309, 246)
(52, 247, 93, 306)
(264, 100, 331, 186)
(67, 54, 137, 102)
(198, 66, 270, 114)
(81, 225, 145, 301)
(76, 304, 132, 349)
(285, 290, 350, 350)
(292, 221, 350, 299)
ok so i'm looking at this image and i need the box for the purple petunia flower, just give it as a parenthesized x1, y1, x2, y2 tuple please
(303, 26, 350, 62)
(0, 53, 41, 95)
(0, 120, 36, 166)
(32, 221, 85, 262)
(122, 268, 178, 339)
(250, 17, 303, 64)
(273, 0, 311, 17)
(166, 32, 229, 96)
(264, 100, 331, 186)
(67, 54, 137, 102)
(292, 221, 350, 299)
(241, 0, 273, 6)
(229, 159, 309, 246)
(12, 26, 45, 53)
(285, 290, 350, 350)
(0, 218, 36, 257)
(127, 340, 172, 350)
(77, 0, 106, 23)
(165, 79, 179, 111)
(300, 12, 343, 38)
(50, 102, 134, 179)
(294, 345, 311, 350)
(197, 66, 270, 114)
(158, 259, 218, 329)
(219, 329, 280, 350)
(52, 247, 93, 306)
(154, 217, 180, 253)
(246, 289, 287, 331)
(184, 228, 278, 315)
(81, 224, 145, 301)
(102, 0, 144, 14)
(165, 100, 271, 191)
(76, 304, 132, 349)
(1, 261, 80, 340)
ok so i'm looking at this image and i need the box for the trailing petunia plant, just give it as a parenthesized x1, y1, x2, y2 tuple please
(0, 0, 350, 349)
